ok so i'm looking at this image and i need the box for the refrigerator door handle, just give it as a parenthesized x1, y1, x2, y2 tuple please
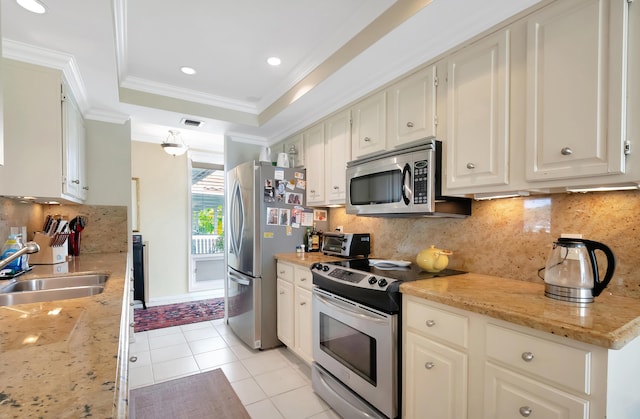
(229, 178, 244, 256)
(228, 270, 251, 286)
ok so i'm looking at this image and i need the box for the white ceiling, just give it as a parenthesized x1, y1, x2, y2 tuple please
(1, 0, 542, 153)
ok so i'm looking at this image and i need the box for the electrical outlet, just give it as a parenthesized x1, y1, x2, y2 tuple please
(560, 233, 582, 260)
(560, 233, 582, 239)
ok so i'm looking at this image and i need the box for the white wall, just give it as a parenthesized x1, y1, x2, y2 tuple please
(131, 141, 190, 300)
(85, 119, 132, 206)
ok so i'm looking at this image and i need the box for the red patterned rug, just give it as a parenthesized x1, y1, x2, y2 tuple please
(134, 298, 225, 333)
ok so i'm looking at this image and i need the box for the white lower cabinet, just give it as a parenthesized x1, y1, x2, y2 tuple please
(276, 261, 314, 364)
(405, 331, 467, 419)
(403, 295, 640, 419)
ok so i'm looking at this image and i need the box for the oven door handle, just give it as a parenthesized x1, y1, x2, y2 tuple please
(313, 290, 389, 323)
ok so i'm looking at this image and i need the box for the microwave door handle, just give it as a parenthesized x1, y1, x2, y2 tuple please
(401, 163, 412, 205)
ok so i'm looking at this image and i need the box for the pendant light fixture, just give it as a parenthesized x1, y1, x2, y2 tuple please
(161, 130, 188, 156)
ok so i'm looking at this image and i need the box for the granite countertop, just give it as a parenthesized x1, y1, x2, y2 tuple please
(274, 252, 347, 268)
(400, 272, 640, 350)
(0, 252, 129, 418)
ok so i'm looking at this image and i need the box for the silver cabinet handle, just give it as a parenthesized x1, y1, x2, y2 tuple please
(466, 162, 476, 169)
(561, 147, 573, 156)
(300, 301, 307, 306)
(364, 137, 371, 142)
(279, 291, 285, 295)
(279, 270, 286, 275)
(333, 186, 339, 190)
(521, 352, 534, 362)
(519, 406, 532, 417)
(83, 186, 89, 190)
(425, 320, 436, 327)
(130, 302, 134, 306)
(72, 179, 80, 184)
(130, 322, 135, 327)
(406, 121, 414, 128)
(300, 277, 307, 281)
(424, 362, 434, 369)
(130, 356, 138, 363)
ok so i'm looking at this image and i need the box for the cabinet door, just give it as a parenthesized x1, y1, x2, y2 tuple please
(62, 85, 86, 201)
(277, 278, 294, 348)
(445, 29, 510, 191)
(351, 91, 387, 158)
(387, 66, 437, 149)
(525, 0, 627, 181)
(294, 286, 313, 364)
(304, 124, 325, 204)
(404, 331, 467, 419)
(484, 363, 589, 419)
(325, 110, 351, 203)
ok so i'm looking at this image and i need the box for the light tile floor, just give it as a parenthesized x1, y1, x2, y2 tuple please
(129, 318, 341, 419)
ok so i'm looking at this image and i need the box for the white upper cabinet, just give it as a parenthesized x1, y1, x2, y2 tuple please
(324, 110, 351, 204)
(304, 123, 325, 205)
(0, 59, 87, 203)
(62, 84, 87, 201)
(525, 0, 628, 181)
(387, 65, 438, 149)
(351, 91, 387, 159)
(445, 29, 511, 192)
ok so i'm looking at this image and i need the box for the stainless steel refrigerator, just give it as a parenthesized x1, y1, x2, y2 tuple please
(226, 161, 307, 349)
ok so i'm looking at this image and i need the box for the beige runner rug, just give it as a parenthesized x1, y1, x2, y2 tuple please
(129, 368, 250, 419)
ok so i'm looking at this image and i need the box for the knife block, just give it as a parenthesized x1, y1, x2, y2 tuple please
(29, 232, 68, 265)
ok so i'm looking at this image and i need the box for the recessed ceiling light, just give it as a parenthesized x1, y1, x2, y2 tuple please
(16, 0, 47, 14)
(267, 57, 282, 66)
(180, 66, 196, 75)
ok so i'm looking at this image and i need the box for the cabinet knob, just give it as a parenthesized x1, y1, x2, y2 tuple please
(300, 277, 307, 281)
(130, 356, 138, 363)
(425, 320, 436, 327)
(130, 302, 134, 306)
(466, 162, 476, 169)
(333, 186, 339, 190)
(72, 179, 80, 184)
(130, 322, 135, 327)
(424, 362, 435, 370)
(300, 301, 307, 306)
(561, 147, 573, 156)
(364, 137, 371, 142)
(406, 121, 414, 128)
(521, 351, 534, 362)
(519, 406, 532, 417)
(310, 189, 316, 194)
(83, 186, 89, 190)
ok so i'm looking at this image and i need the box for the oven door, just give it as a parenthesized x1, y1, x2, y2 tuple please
(312, 288, 397, 419)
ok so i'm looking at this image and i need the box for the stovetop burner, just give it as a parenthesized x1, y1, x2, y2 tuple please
(311, 258, 466, 313)
(328, 258, 466, 282)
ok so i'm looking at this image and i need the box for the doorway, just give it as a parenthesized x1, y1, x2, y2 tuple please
(189, 162, 225, 295)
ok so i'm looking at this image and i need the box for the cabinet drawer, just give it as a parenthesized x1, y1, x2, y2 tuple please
(486, 324, 591, 394)
(405, 299, 469, 348)
(294, 266, 313, 290)
(276, 262, 294, 282)
(484, 363, 589, 419)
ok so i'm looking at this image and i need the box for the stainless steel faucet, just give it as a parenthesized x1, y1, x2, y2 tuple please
(0, 242, 40, 270)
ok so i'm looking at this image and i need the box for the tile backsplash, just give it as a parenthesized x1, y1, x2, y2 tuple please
(330, 190, 640, 299)
(0, 197, 127, 255)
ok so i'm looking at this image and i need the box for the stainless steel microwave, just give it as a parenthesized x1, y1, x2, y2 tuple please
(346, 138, 471, 217)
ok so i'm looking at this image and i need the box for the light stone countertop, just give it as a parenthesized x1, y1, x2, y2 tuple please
(400, 272, 640, 350)
(0, 252, 129, 418)
(274, 252, 350, 268)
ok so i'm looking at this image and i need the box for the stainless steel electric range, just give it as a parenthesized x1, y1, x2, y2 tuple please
(310, 258, 465, 419)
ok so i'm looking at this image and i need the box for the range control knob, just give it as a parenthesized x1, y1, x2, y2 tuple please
(311, 263, 323, 270)
(378, 278, 388, 287)
(322, 265, 330, 272)
(368, 277, 378, 285)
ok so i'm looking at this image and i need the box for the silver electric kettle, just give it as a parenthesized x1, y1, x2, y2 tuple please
(542, 238, 616, 304)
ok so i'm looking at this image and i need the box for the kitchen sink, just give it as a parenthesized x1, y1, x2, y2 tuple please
(0, 274, 109, 306)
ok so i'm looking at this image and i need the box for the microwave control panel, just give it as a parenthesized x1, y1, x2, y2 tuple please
(413, 160, 430, 204)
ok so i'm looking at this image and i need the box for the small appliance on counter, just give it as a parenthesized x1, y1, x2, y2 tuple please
(542, 237, 616, 304)
(321, 232, 370, 258)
